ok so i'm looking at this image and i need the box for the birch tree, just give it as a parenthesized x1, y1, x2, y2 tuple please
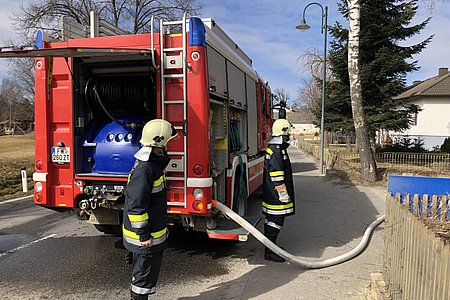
(347, 0, 378, 181)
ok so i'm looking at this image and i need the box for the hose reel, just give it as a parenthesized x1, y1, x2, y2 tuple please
(85, 75, 156, 122)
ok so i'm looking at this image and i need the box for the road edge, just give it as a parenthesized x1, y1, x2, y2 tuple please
(0, 194, 33, 205)
(369, 272, 390, 300)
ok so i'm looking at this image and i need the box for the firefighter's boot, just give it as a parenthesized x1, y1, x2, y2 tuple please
(264, 245, 286, 263)
(131, 290, 148, 300)
(264, 224, 285, 263)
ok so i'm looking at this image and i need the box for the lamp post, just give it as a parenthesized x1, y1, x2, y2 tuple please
(296, 2, 328, 175)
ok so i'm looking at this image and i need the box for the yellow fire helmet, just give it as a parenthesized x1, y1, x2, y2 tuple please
(272, 119, 292, 136)
(139, 119, 178, 147)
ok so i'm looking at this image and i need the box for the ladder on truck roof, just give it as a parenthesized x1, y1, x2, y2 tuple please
(151, 13, 188, 208)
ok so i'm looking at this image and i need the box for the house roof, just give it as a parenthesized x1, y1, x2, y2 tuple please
(395, 68, 450, 100)
(287, 109, 315, 124)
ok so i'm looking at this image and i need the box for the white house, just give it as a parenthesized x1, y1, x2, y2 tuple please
(389, 67, 450, 150)
(286, 109, 319, 136)
(272, 107, 319, 136)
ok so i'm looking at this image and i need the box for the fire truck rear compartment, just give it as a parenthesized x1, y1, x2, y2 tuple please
(72, 56, 156, 225)
(73, 56, 156, 176)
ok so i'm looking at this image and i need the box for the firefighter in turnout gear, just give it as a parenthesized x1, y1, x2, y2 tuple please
(123, 119, 178, 299)
(262, 118, 295, 263)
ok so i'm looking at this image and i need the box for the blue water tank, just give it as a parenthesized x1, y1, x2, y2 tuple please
(81, 119, 142, 174)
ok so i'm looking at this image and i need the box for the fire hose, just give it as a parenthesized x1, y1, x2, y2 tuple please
(212, 200, 385, 269)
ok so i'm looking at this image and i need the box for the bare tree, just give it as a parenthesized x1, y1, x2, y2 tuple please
(6, 58, 34, 99)
(12, 1, 98, 39)
(273, 87, 290, 106)
(6, 0, 202, 105)
(298, 48, 327, 79)
(11, 0, 202, 38)
(296, 78, 319, 110)
(296, 48, 333, 120)
(347, 0, 378, 182)
(0, 79, 33, 125)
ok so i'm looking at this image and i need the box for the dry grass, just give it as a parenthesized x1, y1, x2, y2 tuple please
(328, 158, 388, 188)
(0, 134, 35, 200)
(424, 216, 450, 246)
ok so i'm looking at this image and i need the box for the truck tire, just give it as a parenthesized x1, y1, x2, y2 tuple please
(94, 224, 122, 236)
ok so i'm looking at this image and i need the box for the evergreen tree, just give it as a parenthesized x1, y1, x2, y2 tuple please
(322, 0, 432, 134)
(441, 137, 450, 153)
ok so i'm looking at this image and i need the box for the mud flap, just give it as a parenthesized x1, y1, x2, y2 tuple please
(206, 216, 261, 241)
(87, 208, 120, 225)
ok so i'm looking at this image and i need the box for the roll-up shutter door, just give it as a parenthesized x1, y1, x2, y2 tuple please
(246, 76, 258, 156)
(227, 61, 246, 109)
(206, 45, 227, 99)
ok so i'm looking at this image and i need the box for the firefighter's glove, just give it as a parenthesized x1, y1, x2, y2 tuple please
(275, 184, 290, 203)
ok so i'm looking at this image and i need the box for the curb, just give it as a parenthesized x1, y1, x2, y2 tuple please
(369, 273, 390, 300)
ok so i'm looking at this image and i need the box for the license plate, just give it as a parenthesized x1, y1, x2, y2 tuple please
(51, 147, 70, 164)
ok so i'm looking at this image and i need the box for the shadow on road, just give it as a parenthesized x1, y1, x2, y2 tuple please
(176, 146, 384, 299)
(0, 147, 384, 300)
(291, 161, 316, 173)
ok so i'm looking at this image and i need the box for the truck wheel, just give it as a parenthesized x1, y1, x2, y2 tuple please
(94, 224, 121, 236)
(232, 171, 247, 216)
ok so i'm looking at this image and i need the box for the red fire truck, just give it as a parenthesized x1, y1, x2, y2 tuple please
(0, 13, 274, 240)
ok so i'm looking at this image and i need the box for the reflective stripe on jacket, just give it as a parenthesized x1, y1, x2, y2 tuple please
(123, 153, 170, 254)
(262, 137, 295, 217)
(123, 225, 168, 247)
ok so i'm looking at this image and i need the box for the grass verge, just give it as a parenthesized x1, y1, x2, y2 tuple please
(0, 135, 35, 201)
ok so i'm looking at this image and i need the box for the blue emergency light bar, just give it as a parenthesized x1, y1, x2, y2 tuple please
(189, 17, 206, 47)
(35, 29, 49, 49)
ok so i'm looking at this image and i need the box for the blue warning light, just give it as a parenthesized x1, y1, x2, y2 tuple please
(189, 17, 206, 47)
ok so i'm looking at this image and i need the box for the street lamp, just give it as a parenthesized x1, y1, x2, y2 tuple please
(296, 2, 328, 175)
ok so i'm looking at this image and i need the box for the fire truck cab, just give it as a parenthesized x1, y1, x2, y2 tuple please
(0, 13, 274, 241)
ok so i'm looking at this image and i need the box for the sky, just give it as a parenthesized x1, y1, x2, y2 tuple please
(1, 0, 450, 104)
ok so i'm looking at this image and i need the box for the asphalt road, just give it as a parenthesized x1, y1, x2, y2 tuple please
(0, 146, 386, 300)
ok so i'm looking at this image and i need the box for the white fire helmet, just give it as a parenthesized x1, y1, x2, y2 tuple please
(272, 119, 292, 137)
(139, 119, 178, 147)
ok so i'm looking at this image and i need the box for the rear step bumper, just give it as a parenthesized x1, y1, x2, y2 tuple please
(206, 216, 261, 241)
